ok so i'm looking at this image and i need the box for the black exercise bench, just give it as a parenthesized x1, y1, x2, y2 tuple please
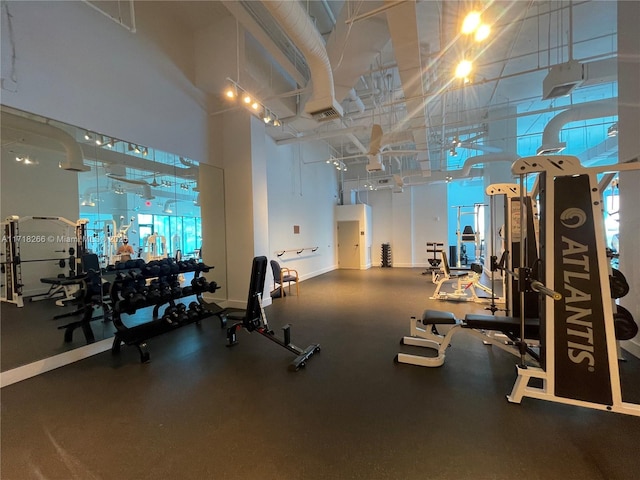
(396, 310, 540, 367)
(220, 256, 321, 371)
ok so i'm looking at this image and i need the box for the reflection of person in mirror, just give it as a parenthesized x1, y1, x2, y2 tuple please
(117, 237, 134, 256)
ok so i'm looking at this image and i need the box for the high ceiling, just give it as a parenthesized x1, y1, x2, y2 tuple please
(138, 1, 618, 182)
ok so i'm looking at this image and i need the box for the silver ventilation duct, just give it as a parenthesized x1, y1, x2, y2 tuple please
(261, 0, 343, 121)
(1, 111, 89, 172)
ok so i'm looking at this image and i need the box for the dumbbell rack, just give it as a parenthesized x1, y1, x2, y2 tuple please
(381, 243, 392, 267)
(110, 261, 222, 363)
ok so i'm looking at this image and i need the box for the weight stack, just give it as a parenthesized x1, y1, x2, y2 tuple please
(381, 243, 392, 268)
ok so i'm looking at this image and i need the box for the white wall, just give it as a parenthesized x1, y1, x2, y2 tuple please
(618, 0, 640, 356)
(411, 183, 449, 266)
(267, 139, 339, 285)
(359, 182, 449, 268)
(1, 1, 208, 163)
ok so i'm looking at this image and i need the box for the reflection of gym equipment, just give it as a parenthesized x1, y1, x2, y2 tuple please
(90, 217, 136, 266)
(107, 216, 136, 265)
(398, 156, 640, 417)
(143, 233, 167, 262)
(1, 215, 88, 307)
(222, 256, 320, 371)
(53, 254, 113, 344)
(452, 204, 485, 267)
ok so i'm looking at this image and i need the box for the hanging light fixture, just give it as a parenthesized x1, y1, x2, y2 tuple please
(461, 10, 490, 42)
(455, 60, 473, 79)
(461, 11, 481, 34)
(223, 78, 280, 126)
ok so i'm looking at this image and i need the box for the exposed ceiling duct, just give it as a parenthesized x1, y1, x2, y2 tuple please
(326, 1, 391, 104)
(105, 173, 155, 200)
(82, 146, 197, 179)
(542, 60, 585, 100)
(1, 111, 89, 172)
(537, 98, 617, 155)
(460, 153, 520, 176)
(542, 57, 617, 100)
(261, 0, 343, 122)
(385, 1, 430, 175)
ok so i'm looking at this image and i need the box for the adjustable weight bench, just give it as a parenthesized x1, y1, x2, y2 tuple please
(396, 310, 540, 368)
(222, 256, 321, 371)
(33, 276, 82, 306)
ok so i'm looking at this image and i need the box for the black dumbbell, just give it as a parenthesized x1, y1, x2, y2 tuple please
(186, 307, 200, 322)
(168, 260, 179, 275)
(146, 285, 161, 303)
(162, 306, 180, 326)
(189, 301, 204, 314)
(159, 282, 172, 301)
(181, 285, 193, 297)
(207, 281, 219, 293)
(176, 303, 189, 323)
(171, 283, 183, 298)
(191, 276, 207, 291)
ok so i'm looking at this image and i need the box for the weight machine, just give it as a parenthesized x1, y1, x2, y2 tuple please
(422, 241, 444, 281)
(452, 203, 485, 267)
(398, 156, 640, 417)
(143, 233, 168, 262)
(1, 215, 88, 307)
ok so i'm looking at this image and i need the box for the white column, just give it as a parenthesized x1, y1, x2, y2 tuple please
(617, 0, 640, 354)
(221, 110, 270, 307)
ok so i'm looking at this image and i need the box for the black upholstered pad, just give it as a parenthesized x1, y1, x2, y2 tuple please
(40, 277, 84, 286)
(422, 310, 458, 325)
(464, 314, 540, 339)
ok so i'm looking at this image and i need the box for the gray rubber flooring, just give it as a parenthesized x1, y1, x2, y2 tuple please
(2, 267, 640, 479)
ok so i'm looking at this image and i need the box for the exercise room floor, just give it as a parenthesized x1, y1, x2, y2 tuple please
(2, 267, 640, 479)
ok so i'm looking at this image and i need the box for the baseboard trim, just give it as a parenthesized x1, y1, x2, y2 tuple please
(1, 337, 113, 388)
(621, 339, 640, 359)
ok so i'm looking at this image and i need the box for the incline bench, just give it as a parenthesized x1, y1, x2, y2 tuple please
(396, 310, 540, 367)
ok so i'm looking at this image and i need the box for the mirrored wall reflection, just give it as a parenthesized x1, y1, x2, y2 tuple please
(77, 135, 202, 269)
(1, 105, 226, 373)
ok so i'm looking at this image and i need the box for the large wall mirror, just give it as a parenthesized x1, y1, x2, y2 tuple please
(1, 105, 226, 374)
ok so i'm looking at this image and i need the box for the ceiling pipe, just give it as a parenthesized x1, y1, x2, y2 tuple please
(537, 98, 617, 155)
(1, 111, 89, 172)
(261, 0, 343, 120)
(319, 0, 336, 25)
(461, 153, 521, 177)
(163, 199, 178, 214)
(276, 125, 369, 145)
(347, 88, 365, 114)
(105, 173, 155, 199)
